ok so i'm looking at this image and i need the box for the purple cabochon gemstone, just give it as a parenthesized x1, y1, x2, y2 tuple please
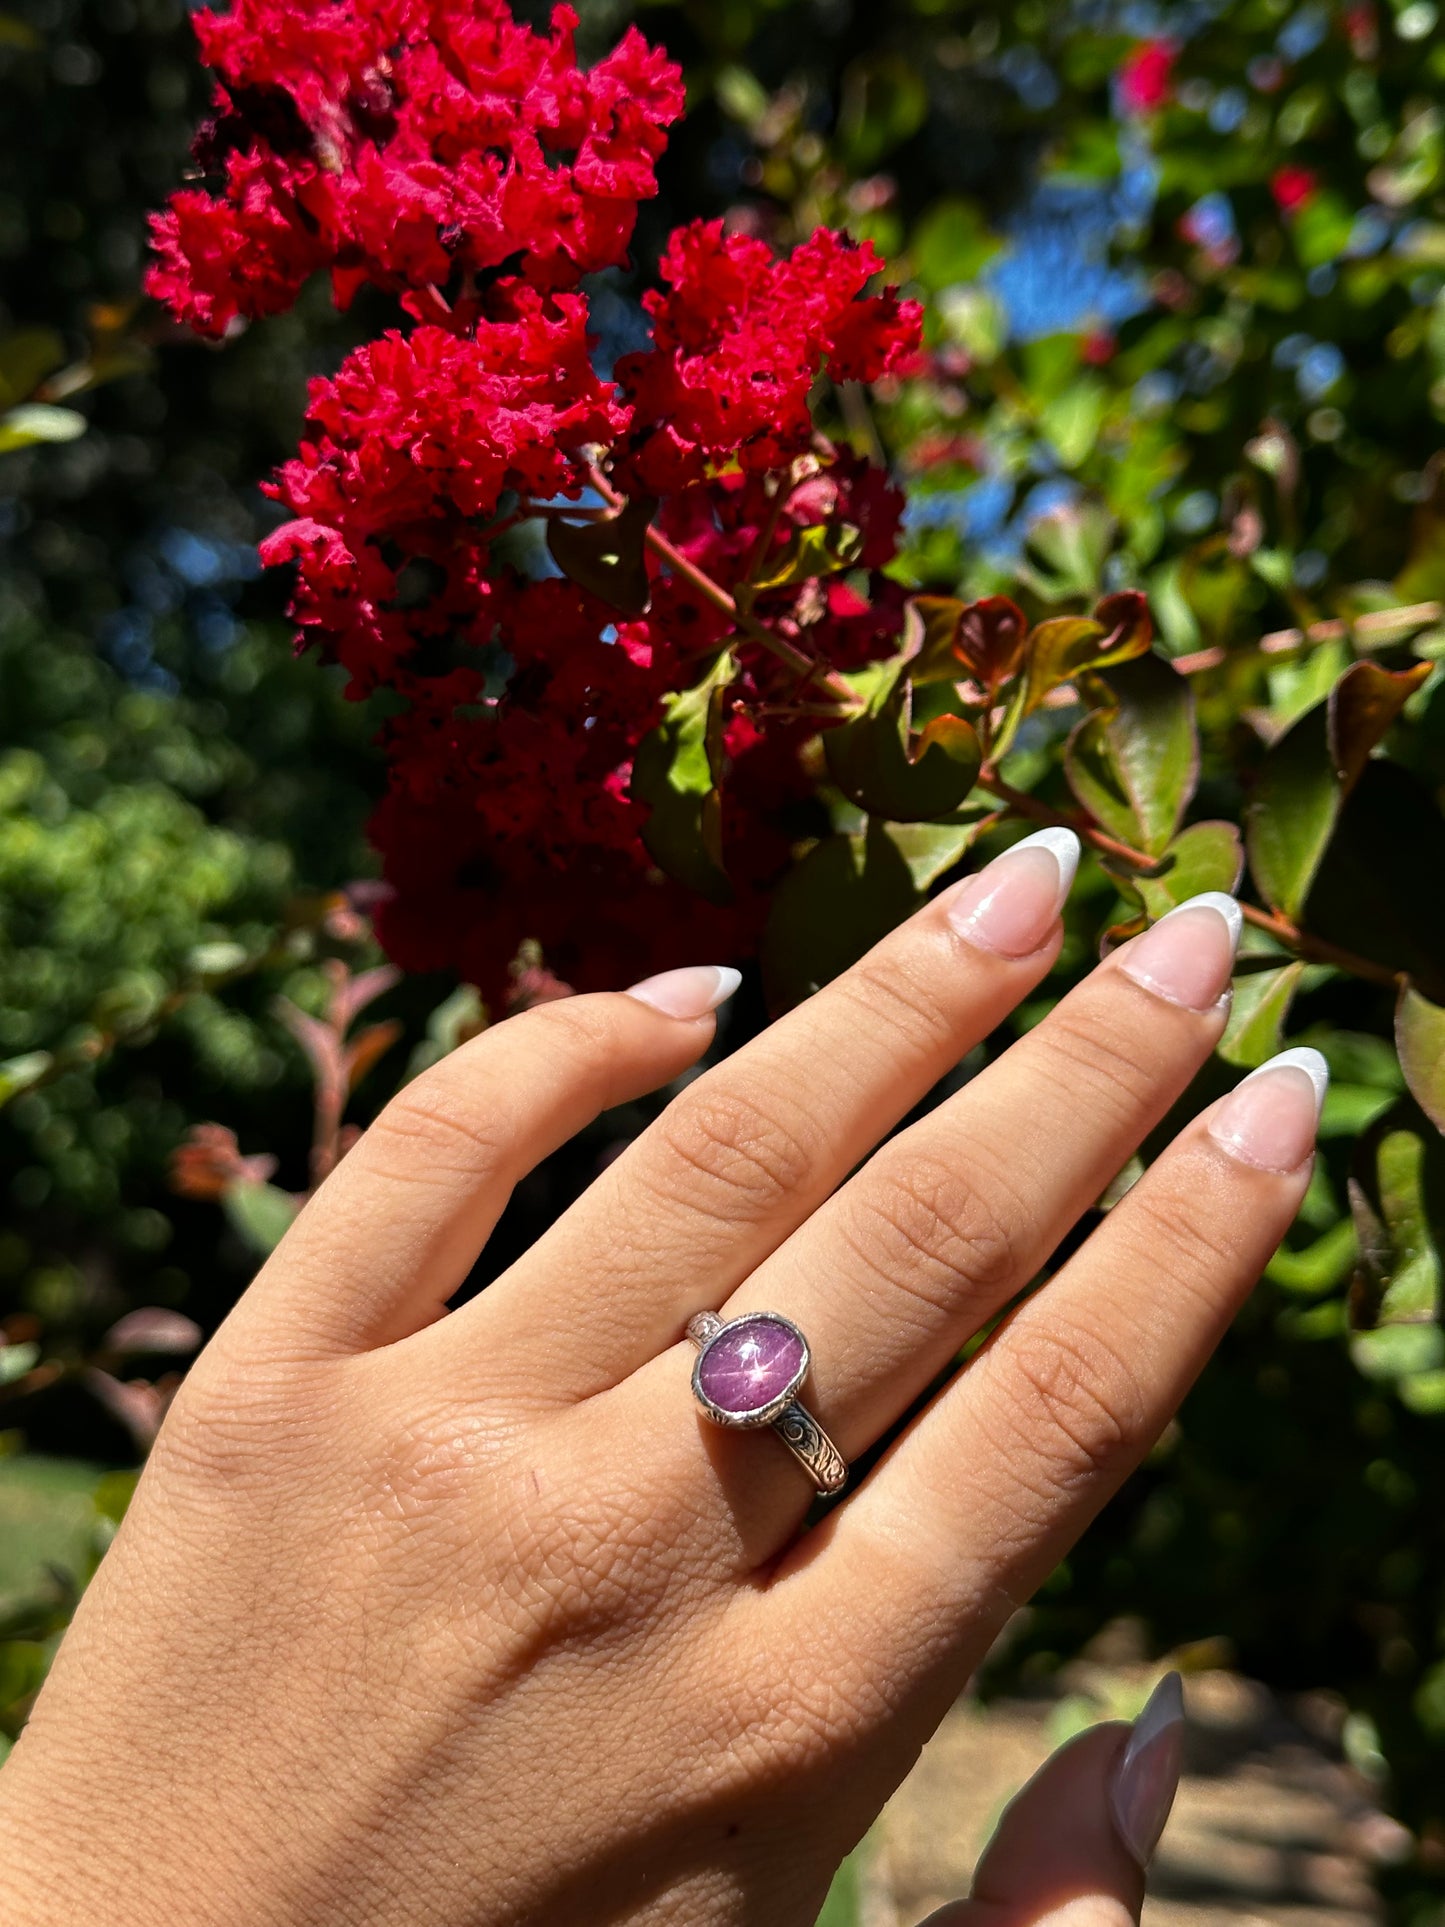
(697, 1315, 806, 1419)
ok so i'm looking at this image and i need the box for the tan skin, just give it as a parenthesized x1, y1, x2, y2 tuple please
(0, 838, 1319, 1927)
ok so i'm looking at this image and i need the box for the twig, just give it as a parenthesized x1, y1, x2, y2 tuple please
(979, 771, 1403, 991)
(585, 464, 859, 705)
(1172, 601, 1442, 676)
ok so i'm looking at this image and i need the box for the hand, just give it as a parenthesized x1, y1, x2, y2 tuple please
(0, 831, 1323, 1927)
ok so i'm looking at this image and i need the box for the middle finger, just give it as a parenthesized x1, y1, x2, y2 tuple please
(610, 890, 1242, 1547)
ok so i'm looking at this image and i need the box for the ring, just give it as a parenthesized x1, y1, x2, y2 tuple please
(686, 1311, 848, 1494)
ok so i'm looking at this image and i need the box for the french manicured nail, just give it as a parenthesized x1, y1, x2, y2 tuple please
(1119, 891, 1242, 1011)
(1109, 1671, 1185, 1869)
(945, 826, 1080, 958)
(624, 964, 742, 1019)
(1207, 1046, 1329, 1173)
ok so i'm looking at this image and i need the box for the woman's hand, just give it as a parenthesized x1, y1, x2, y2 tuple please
(0, 830, 1324, 1927)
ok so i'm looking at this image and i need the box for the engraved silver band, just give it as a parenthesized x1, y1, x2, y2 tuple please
(686, 1312, 848, 1495)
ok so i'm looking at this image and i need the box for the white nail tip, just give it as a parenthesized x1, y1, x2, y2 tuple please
(1009, 825, 1081, 897)
(1130, 1670, 1184, 1752)
(1159, 890, 1243, 946)
(1242, 1045, 1330, 1114)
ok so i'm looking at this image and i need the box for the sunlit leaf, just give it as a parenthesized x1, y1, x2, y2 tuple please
(908, 595, 967, 683)
(953, 595, 1028, 692)
(1219, 961, 1306, 1068)
(1134, 821, 1244, 920)
(908, 197, 1001, 290)
(1398, 985, 1445, 1135)
(883, 815, 990, 890)
(1022, 600, 1153, 717)
(545, 497, 654, 617)
(748, 521, 862, 594)
(632, 647, 737, 902)
(0, 403, 87, 453)
(0, 1051, 52, 1107)
(761, 823, 918, 1013)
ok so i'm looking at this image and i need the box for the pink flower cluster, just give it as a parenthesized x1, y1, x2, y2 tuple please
(148, 0, 923, 1000)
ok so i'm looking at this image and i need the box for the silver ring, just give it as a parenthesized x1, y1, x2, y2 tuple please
(686, 1311, 847, 1495)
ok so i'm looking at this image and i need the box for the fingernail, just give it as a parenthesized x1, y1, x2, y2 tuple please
(1109, 1671, 1185, 1868)
(944, 826, 1080, 959)
(1207, 1046, 1329, 1173)
(1119, 892, 1242, 1012)
(624, 964, 742, 1019)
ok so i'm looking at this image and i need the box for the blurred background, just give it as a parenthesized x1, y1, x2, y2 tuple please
(3, 0, 1445, 1920)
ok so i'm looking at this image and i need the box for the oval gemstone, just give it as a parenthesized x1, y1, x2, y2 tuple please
(696, 1314, 806, 1420)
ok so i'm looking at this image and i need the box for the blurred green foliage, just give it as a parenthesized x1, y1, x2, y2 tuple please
(4, 0, 1445, 1915)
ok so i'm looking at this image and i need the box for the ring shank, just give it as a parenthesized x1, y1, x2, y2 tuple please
(685, 1313, 847, 1495)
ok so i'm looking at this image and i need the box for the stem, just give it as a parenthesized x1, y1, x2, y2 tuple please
(1172, 600, 1442, 676)
(584, 464, 859, 706)
(979, 771, 1403, 991)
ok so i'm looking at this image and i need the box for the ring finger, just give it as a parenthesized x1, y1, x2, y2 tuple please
(604, 890, 1244, 1552)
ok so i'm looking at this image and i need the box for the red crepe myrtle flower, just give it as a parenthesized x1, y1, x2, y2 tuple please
(1118, 39, 1177, 115)
(1271, 164, 1319, 215)
(149, 0, 927, 1001)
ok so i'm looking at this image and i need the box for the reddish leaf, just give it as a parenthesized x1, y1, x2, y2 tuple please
(169, 1122, 277, 1199)
(1328, 658, 1432, 796)
(907, 595, 966, 683)
(103, 1309, 203, 1355)
(1092, 588, 1153, 658)
(275, 998, 346, 1101)
(334, 963, 401, 1033)
(954, 595, 1028, 691)
(344, 1018, 403, 1093)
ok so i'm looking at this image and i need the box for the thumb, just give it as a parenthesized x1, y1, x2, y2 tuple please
(919, 1673, 1184, 1927)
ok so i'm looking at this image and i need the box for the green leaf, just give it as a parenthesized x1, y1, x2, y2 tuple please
(1134, 821, 1244, 920)
(1065, 653, 1196, 855)
(883, 815, 989, 890)
(222, 1179, 300, 1256)
(632, 648, 737, 903)
(909, 197, 1002, 291)
(1040, 375, 1107, 469)
(837, 52, 928, 171)
(1021, 596, 1153, 718)
(0, 1052, 52, 1107)
(747, 522, 862, 594)
(1018, 501, 1116, 602)
(824, 668, 981, 823)
(1266, 1218, 1358, 1295)
(1398, 985, 1445, 1135)
(1219, 961, 1306, 1068)
(1329, 658, 1432, 795)
(0, 327, 66, 409)
(0, 1457, 104, 1597)
(545, 497, 654, 617)
(1245, 700, 1338, 920)
(761, 824, 919, 1013)
(1348, 1100, 1445, 1333)
(0, 403, 87, 453)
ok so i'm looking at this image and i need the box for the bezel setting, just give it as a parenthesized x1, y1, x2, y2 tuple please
(690, 1311, 811, 1429)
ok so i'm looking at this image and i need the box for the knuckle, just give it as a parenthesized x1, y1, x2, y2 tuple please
(649, 1076, 819, 1220)
(1038, 1010, 1159, 1127)
(1127, 1180, 1238, 1277)
(852, 1140, 1030, 1318)
(366, 1077, 511, 1178)
(831, 951, 958, 1056)
(995, 1313, 1146, 1488)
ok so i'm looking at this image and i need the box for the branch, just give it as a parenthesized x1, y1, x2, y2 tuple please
(1172, 600, 1442, 676)
(979, 771, 1403, 992)
(584, 465, 859, 707)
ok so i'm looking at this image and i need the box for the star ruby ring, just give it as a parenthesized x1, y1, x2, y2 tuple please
(686, 1311, 847, 1494)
